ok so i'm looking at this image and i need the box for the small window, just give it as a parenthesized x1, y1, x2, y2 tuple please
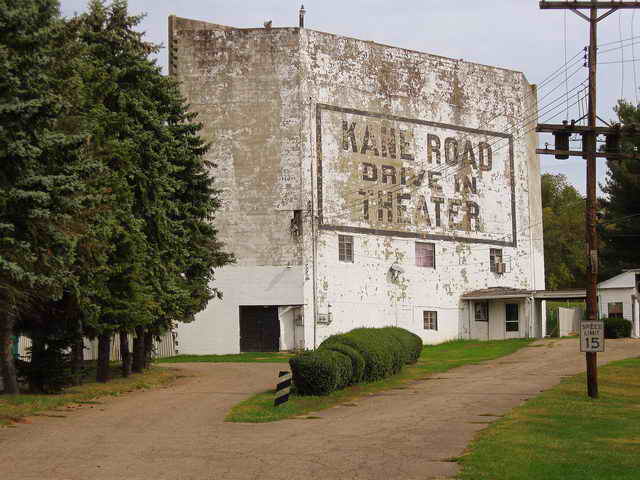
(423, 311, 438, 330)
(506, 303, 519, 332)
(608, 302, 624, 319)
(416, 242, 435, 268)
(338, 235, 354, 263)
(490, 248, 503, 272)
(290, 210, 302, 238)
(474, 301, 488, 322)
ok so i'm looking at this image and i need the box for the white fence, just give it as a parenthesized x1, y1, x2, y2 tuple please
(558, 307, 582, 337)
(16, 331, 177, 361)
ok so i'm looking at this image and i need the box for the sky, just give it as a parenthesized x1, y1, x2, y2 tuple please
(58, 0, 640, 196)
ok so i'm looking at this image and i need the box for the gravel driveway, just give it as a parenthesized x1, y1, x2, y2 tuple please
(1, 338, 638, 480)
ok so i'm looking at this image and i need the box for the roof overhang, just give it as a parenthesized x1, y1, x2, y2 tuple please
(461, 289, 587, 301)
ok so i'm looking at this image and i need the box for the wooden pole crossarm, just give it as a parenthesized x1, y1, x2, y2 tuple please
(535, 149, 636, 160)
(571, 8, 591, 21)
(597, 8, 619, 22)
(541, 2, 640, 9)
(536, 123, 618, 134)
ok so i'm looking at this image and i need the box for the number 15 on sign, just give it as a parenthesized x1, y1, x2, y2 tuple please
(580, 321, 605, 353)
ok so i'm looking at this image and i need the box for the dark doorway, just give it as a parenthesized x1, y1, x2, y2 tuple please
(239, 306, 280, 352)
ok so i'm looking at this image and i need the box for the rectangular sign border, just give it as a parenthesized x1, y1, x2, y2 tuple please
(315, 104, 517, 248)
(580, 321, 605, 353)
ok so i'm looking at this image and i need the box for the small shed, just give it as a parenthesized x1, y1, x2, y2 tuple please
(598, 269, 640, 338)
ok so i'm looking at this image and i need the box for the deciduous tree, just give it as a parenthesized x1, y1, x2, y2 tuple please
(541, 173, 587, 289)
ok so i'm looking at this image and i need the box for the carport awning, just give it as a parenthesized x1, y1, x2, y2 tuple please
(461, 287, 586, 301)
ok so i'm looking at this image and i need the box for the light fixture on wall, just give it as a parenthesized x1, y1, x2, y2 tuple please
(389, 262, 404, 281)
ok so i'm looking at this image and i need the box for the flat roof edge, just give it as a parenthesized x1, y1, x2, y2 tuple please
(169, 16, 528, 78)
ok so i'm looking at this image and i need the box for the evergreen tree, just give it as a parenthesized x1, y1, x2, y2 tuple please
(73, 0, 156, 382)
(599, 100, 640, 279)
(74, 0, 232, 379)
(0, 0, 90, 394)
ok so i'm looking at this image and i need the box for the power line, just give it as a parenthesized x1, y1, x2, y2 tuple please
(565, 9, 570, 120)
(599, 58, 640, 64)
(620, 12, 626, 99)
(338, 82, 589, 212)
(633, 11, 639, 104)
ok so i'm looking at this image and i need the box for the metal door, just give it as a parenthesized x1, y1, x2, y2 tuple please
(239, 306, 280, 352)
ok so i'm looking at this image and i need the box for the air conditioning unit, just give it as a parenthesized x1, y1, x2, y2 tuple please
(496, 262, 506, 274)
(317, 313, 332, 325)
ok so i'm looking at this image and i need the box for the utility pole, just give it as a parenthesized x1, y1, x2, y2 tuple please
(538, 1, 640, 398)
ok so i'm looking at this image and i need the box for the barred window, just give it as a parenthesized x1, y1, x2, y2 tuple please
(490, 248, 503, 272)
(416, 242, 435, 268)
(338, 235, 354, 263)
(423, 311, 438, 330)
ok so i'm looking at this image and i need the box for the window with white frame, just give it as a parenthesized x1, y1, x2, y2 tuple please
(415, 242, 435, 268)
(338, 235, 354, 263)
(423, 311, 438, 330)
(490, 248, 503, 273)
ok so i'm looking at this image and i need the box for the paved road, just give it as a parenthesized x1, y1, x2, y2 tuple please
(1, 338, 639, 480)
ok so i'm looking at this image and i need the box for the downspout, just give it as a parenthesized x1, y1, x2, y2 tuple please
(467, 300, 472, 340)
(529, 295, 535, 338)
(310, 106, 318, 350)
(299, 30, 317, 350)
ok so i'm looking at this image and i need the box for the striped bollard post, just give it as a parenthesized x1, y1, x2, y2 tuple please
(274, 371, 292, 407)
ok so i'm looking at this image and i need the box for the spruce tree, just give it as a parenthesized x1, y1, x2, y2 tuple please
(0, 0, 90, 394)
(599, 100, 640, 278)
(75, 0, 231, 380)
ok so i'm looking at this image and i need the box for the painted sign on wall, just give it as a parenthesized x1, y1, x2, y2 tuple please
(316, 104, 517, 247)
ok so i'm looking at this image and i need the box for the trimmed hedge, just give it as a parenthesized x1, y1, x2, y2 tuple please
(321, 341, 365, 384)
(380, 327, 423, 364)
(289, 349, 352, 395)
(604, 317, 632, 339)
(289, 327, 423, 396)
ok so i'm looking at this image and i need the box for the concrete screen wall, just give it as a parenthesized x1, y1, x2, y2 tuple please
(299, 30, 545, 347)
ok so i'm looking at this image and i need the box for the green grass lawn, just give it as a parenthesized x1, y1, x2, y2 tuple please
(226, 338, 533, 423)
(156, 351, 295, 363)
(0, 365, 177, 427)
(457, 356, 640, 480)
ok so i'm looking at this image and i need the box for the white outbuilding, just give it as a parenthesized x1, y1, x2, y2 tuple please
(598, 269, 640, 338)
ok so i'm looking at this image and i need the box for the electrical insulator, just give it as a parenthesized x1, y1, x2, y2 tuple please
(553, 130, 570, 159)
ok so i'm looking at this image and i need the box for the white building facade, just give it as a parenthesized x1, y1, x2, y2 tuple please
(170, 16, 545, 354)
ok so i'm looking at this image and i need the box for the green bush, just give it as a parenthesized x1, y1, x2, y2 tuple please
(603, 317, 632, 339)
(291, 327, 423, 395)
(323, 329, 394, 381)
(289, 349, 352, 395)
(320, 341, 365, 384)
(380, 327, 423, 364)
(16, 343, 72, 394)
(333, 351, 353, 390)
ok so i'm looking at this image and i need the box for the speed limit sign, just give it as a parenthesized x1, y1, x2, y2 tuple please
(580, 321, 605, 353)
